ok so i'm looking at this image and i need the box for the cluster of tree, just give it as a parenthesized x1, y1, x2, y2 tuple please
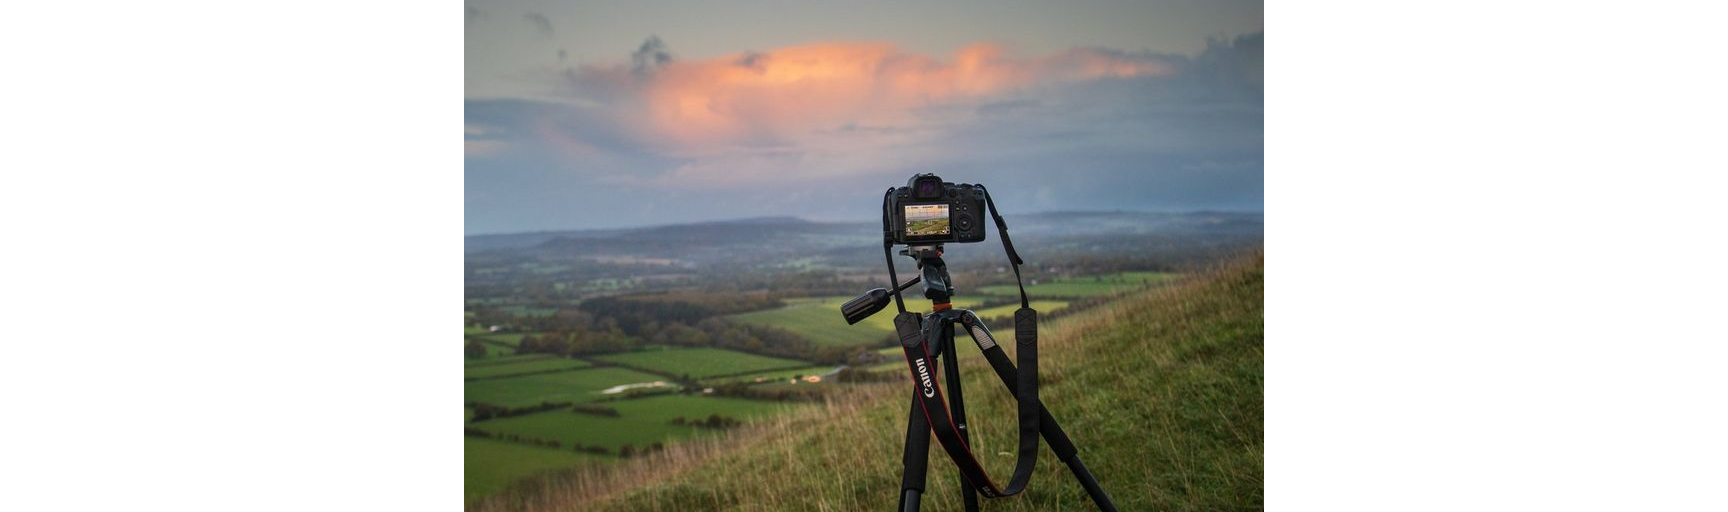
(616, 442, 665, 458)
(508, 309, 869, 364)
(646, 318, 863, 364)
(468, 401, 571, 423)
(577, 291, 782, 335)
(514, 328, 634, 357)
(702, 382, 826, 402)
(681, 268, 874, 297)
(465, 427, 563, 449)
(573, 444, 609, 455)
(671, 414, 742, 430)
(465, 339, 489, 359)
(570, 404, 620, 417)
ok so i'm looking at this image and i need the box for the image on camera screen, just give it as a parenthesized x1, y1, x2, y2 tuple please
(904, 204, 950, 236)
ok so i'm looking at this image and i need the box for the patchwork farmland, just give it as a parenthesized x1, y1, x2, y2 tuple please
(462, 339, 829, 502)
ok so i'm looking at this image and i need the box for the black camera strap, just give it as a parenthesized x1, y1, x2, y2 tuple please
(979, 185, 1028, 309)
(882, 188, 1040, 498)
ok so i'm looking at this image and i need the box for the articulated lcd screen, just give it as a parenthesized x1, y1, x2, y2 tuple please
(904, 204, 950, 236)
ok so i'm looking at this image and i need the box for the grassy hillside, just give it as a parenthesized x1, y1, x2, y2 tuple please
(469, 254, 1262, 512)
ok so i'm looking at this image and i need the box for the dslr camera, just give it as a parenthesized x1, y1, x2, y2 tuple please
(888, 173, 987, 245)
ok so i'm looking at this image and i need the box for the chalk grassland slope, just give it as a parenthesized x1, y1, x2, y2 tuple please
(468, 253, 1262, 512)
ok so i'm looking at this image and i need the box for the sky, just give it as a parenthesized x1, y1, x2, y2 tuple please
(465, 0, 1263, 235)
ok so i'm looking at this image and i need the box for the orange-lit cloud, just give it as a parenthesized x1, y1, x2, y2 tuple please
(574, 41, 1175, 165)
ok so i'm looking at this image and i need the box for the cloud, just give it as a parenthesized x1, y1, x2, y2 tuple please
(523, 12, 553, 37)
(547, 38, 1191, 180)
(467, 33, 1261, 232)
(631, 36, 674, 76)
(465, 123, 509, 156)
(474, 33, 1260, 197)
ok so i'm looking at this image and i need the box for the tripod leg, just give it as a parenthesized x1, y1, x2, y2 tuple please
(939, 321, 980, 512)
(1064, 456, 1115, 512)
(977, 347, 1120, 512)
(899, 393, 930, 512)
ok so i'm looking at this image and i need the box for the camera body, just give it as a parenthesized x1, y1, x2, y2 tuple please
(888, 173, 987, 245)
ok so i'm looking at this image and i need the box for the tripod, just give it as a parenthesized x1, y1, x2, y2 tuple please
(892, 246, 1118, 512)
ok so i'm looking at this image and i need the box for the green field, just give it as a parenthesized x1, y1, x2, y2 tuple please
(465, 358, 592, 380)
(978, 271, 1180, 298)
(590, 347, 808, 379)
(475, 395, 795, 454)
(465, 436, 608, 499)
(729, 296, 898, 347)
(700, 365, 837, 385)
(969, 300, 1070, 323)
(465, 367, 667, 407)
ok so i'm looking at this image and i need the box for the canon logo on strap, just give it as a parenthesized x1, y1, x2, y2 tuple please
(915, 357, 935, 397)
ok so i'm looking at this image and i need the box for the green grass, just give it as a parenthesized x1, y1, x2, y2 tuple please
(969, 300, 1070, 322)
(465, 358, 592, 380)
(563, 255, 1262, 511)
(465, 367, 668, 407)
(700, 365, 837, 385)
(978, 271, 1180, 298)
(590, 348, 809, 379)
(476, 395, 795, 455)
(465, 436, 608, 499)
(729, 296, 897, 347)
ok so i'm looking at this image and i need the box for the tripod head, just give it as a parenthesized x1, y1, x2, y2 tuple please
(839, 243, 952, 325)
(901, 245, 952, 305)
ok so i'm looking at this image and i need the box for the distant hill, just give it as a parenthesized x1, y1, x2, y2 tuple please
(465, 211, 1262, 255)
(467, 252, 1264, 511)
